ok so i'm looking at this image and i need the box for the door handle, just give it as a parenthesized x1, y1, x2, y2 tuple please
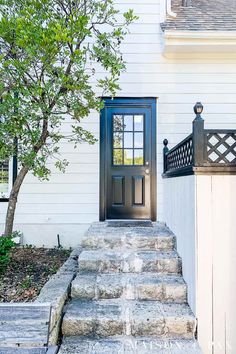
(145, 169, 150, 175)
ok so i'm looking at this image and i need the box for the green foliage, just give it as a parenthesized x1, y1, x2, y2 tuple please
(22, 244, 35, 249)
(44, 264, 58, 275)
(0, 0, 137, 179)
(0, 233, 16, 273)
(20, 275, 32, 289)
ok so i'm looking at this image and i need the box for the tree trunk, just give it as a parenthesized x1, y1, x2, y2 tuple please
(3, 166, 29, 237)
(3, 119, 49, 237)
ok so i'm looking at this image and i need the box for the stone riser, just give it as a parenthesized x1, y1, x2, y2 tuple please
(79, 251, 182, 275)
(62, 318, 194, 339)
(62, 300, 196, 340)
(58, 337, 202, 354)
(71, 274, 187, 303)
(82, 235, 175, 252)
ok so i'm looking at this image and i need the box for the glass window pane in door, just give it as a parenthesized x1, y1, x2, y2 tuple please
(113, 149, 123, 165)
(124, 115, 133, 131)
(113, 132, 123, 148)
(134, 132, 143, 148)
(113, 115, 123, 131)
(134, 115, 143, 131)
(124, 132, 133, 148)
(134, 150, 144, 165)
(124, 149, 133, 165)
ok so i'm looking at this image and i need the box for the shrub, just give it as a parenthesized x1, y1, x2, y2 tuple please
(0, 234, 16, 274)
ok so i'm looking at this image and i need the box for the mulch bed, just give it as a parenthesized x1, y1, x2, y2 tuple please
(0, 247, 71, 303)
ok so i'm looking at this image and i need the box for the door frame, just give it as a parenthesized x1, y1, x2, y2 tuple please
(99, 97, 157, 221)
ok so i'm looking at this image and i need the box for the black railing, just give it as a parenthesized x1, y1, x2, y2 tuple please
(163, 102, 236, 177)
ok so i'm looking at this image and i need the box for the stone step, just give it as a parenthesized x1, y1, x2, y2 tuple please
(82, 224, 175, 252)
(62, 299, 196, 339)
(71, 273, 187, 303)
(59, 337, 202, 354)
(78, 250, 182, 274)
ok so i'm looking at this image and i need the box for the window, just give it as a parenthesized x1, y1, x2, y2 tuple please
(113, 114, 144, 166)
(0, 97, 17, 199)
(0, 159, 13, 199)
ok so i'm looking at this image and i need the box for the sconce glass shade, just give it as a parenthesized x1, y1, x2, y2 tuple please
(194, 102, 203, 115)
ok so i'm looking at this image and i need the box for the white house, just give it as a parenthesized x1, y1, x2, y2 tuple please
(1, 1, 236, 353)
(1, 0, 236, 246)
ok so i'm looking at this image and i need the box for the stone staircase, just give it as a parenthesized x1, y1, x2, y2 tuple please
(59, 222, 202, 353)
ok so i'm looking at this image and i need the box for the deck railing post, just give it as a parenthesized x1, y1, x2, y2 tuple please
(163, 139, 169, 173)
(192, 102, 205, 166)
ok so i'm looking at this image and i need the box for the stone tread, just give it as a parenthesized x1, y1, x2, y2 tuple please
(82, 223, 175, 251)
(78, 250, 182, 274)
(71, 273, 187, 302)
(62, 299, 196, 339)
(85, 222, 173, 236)
(58, 337, 202, 354)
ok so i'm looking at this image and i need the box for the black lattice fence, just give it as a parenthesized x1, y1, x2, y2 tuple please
(206, 131, 236, 165)
(165, 135, 193, 172)
(163, 103, 236, 177)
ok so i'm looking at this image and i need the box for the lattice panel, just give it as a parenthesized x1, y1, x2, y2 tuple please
(207, 132, 236, 164)
(167, 137, 193, 171)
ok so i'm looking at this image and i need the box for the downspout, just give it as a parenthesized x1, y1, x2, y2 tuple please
(166, 0, 177, 18)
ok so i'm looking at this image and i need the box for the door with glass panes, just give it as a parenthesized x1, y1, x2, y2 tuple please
(100, 98, 156, 220)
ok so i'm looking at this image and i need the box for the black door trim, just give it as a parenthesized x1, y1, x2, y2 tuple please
(100, 97, 157, 221)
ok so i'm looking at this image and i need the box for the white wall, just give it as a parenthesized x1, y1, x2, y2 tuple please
(196, 175, 236, 354)
(163, 175, 196, 312)
(164, 174, 236, 354)
(1, 0, 236, 246)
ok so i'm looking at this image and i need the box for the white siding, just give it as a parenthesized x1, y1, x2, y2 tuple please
(196, 175, 236, 354)
(1, 0, 236, 247)
(163, 174, 236, 354)
(163, 176, 196, 313)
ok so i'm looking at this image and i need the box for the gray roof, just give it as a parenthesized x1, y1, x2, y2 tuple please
(162, 0, 236, 31)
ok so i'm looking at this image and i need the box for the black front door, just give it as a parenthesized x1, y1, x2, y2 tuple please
(100, 98, 156, 220)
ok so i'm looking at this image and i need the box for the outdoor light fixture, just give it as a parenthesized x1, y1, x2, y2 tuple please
(194, 102, 204, 117)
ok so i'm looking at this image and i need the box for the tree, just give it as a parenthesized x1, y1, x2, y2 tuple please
(0, 0, 137, 236)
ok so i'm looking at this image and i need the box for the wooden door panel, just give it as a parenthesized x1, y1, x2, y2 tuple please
(112, 176, 125, 206)
(132, 176, 144, 206)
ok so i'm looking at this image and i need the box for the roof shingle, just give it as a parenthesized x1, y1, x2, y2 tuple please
(163, 0, 236, 31)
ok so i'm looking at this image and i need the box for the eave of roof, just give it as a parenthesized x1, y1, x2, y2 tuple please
(162, 30, 236, 58)
(164, 31, 236, 40)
